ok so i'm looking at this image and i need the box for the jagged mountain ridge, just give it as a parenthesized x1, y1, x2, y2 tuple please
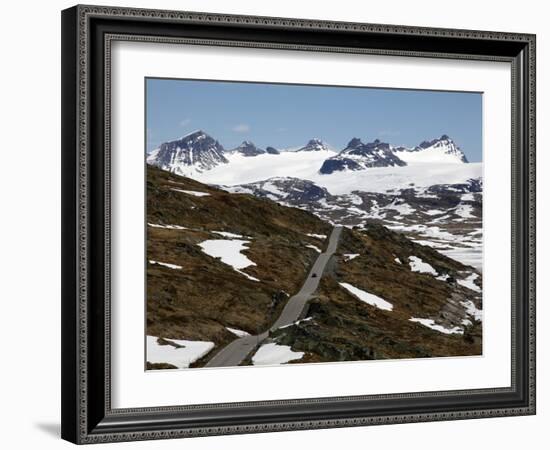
(147, 131, 470, 177)
(393, 134, 469, 164)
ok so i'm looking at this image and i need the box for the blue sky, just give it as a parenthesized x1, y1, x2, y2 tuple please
(146, 78, 482, 162)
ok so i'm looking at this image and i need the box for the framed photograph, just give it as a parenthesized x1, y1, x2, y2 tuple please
(61, 5, 536, 444)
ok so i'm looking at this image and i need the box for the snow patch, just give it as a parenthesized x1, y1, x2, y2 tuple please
(408, 256, 438, 276)
(146, 336, 214, 369)
(424, 209, 446, 216)
(222, 185, 255, 195)
(261, 181, 287, 197)
(461, 300, 483, 322)
(306, 244, 322, 253)
(344, 253, 360, 262)
(226, 327, 251, 337)
(454, 203, 475, 219)
(149, 260, 182, 270)
(198, 239, 259, 281)
(457, 273, 481, 292)
(408, 318, 464, 335)
(384, 200, 415, 216)
(279, 317, 313, 329)
(212, 231, 245, 239)
(148, 223, 188, 230)
(171, 188, 211, 197)
(339, 282, 393, 311)
(306, 233, 327, 239)
(252, 343, 304, 365)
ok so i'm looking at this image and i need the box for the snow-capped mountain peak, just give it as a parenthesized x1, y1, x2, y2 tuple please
(148, 131, 471, 181)
(394, 135, 468, 164)
(230, 141, 266, 157)
(146, 130, 227, 176)
(296, 138, 333, 152)
(319, 138, 406, 174)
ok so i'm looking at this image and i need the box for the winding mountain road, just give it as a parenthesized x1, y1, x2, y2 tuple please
(205, 226, 343, 368)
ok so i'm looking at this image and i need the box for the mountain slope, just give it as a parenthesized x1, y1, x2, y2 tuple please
(146, 165, 482, 368)
(272, 224, 482, 362)
(394, 135, 468, 164)
(146, 165, 332, 367)
(319, 138, 406, 174)
(147, 130, 227, 176)
(221, 177, 331, 204)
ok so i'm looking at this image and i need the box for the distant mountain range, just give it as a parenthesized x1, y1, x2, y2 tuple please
(147, 130, 470, 177)
(147, 130, 482, 270)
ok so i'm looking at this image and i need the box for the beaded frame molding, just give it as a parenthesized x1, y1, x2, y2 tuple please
(61, 4, 536, 444)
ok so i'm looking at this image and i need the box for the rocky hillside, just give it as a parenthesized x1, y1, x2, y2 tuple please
(271, 224, 482, 362)
(146, 165, 482, 369)
(146, 165, 332, 368)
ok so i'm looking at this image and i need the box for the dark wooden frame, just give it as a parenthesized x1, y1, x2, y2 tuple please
(61, 4, 536, 444)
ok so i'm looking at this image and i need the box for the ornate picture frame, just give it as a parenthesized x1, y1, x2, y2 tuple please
(61, 5, 535, 444)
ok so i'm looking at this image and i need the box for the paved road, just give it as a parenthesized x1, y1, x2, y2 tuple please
(205, 225, 343, 368)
